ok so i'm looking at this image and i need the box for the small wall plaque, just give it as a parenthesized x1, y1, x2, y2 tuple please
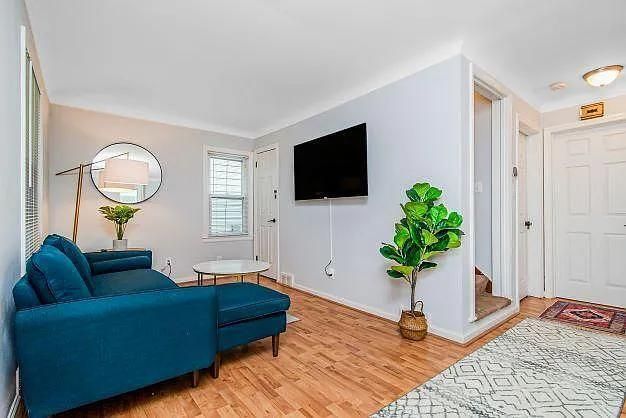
(580, 102, 604, 120)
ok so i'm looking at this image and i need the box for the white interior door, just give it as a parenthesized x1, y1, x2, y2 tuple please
(552, 122, 626, 308)
(254, 147, 279, 279)
(517, 132, 529, 300)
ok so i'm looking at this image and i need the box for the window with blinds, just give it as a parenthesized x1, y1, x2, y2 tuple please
(23, 50, 42, 263)
(206, 151, 250, 237)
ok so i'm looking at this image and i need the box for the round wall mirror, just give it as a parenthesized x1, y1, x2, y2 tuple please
(90, 142, 162, 204)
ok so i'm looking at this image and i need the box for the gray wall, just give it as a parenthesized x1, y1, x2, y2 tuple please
(48, 105, 256, 280)
(0, 2, 23, 413)
(473, 92, 492, 278)
(256, 56, 468, 338)
(0, 0, 49, 414)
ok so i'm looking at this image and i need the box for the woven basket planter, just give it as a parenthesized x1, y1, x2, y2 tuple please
(398, 310, 428, 341)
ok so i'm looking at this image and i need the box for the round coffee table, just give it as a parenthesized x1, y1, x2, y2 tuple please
(192, 259, 271, 286)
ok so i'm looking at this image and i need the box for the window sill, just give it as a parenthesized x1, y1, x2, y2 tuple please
(201, 235, 253, 243)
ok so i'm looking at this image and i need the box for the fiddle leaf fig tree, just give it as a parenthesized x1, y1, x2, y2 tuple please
(99, 205, 141, 240)
(379, 182, 463, 315)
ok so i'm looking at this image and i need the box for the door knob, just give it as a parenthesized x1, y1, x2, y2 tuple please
(268, 218, 276, 223)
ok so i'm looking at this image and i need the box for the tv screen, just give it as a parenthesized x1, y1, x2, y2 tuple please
(294, 123, 368, 200)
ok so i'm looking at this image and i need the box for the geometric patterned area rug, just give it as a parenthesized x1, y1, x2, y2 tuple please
(372, 318, 626, 417)
(540, 300, 626, 335)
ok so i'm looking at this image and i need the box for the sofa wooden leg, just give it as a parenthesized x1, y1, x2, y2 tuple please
(192, 370, 199, 387)
(272, 334, 280, 357)
(211, 353, 221, 379)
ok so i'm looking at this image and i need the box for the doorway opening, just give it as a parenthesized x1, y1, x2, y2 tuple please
(473, 84, 511, 321)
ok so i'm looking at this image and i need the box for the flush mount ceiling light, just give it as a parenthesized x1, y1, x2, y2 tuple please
(583, 65, 623, 87)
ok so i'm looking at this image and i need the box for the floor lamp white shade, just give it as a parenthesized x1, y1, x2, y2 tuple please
(98, 158, 150, 193)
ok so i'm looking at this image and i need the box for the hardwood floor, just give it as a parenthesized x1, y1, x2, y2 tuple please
(22, 276, 624, 417)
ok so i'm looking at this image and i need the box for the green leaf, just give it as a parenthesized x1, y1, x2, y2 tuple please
(394, 223, 410, 248)
(403, 202, 428, 219)
(405, 244, 422, 267)
(419, 261, 437, 271)
(406, 188, 419, 202)
(446, 228, 464, 239)
(391, 265, 414, 277)
(446, 231, 461, 248)
(408, 221, 423, 246)
(380, 181, 463, 278)
(429, 233, 450, 252)
(446, 212, 463, 228)
(412, 183, 431, 199)
(424, 187, 442, 202)
(422, 250, 442, 260)
(99, 205, 140, 226)
(428, 204, 448, 225)
(386, 269, 405, 279)
(421, 230, 438, 246)
(379, 244, 404, 264)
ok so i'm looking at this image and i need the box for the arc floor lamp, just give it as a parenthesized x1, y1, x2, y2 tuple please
(55, 153, 148, 242)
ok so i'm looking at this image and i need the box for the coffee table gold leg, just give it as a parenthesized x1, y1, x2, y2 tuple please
(257, 272, 260, 284)
(214, 275, 217, 285)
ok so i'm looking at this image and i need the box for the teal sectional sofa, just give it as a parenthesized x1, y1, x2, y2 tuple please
(12, 235, 290, 417)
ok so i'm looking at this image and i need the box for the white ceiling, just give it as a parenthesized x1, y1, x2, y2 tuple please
(26, 0, 626, 138)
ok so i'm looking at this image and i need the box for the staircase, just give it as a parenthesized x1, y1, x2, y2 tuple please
(475, 273, 511, 321)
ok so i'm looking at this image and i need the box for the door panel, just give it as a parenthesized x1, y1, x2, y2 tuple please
(607, 162, 626, 213)
(254, 148, 278, 279)
(517, 132, 529, 299)
(553, 123, 626, 307)
(606, 234, 626, 288)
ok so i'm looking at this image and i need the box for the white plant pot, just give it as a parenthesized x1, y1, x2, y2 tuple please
(112, 239, 128, 251)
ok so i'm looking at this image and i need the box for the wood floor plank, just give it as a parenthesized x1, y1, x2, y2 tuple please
(24, 276, 620, 417)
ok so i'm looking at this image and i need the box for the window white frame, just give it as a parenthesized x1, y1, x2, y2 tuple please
(202, 145, 254, 242)
(20, 26, 43, 275)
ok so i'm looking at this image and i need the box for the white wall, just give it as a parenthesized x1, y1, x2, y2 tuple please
(47, 105, 255, 280)
(543, 94, 626, 128)
(473, 92, 492, 278)
(256, 56, 468, 340)
(0, 0, 49, 415)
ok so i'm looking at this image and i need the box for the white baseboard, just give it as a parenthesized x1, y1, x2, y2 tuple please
(7, 392, 20, 418)
(291, 283, 466, 343)
(462, 303, 520, 343)
(176, 273, 473, 343)
(172, 275, 195, 284)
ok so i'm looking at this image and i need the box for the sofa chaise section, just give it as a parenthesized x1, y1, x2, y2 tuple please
(13, 236, 218, 418)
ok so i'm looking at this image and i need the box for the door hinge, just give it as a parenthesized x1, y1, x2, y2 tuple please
(512, 166, 518, 177)
(255, 161, 258, 168)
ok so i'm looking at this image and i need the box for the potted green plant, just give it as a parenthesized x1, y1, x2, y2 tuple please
(99, 205, 141, 251)
(379, 182, 463, 340)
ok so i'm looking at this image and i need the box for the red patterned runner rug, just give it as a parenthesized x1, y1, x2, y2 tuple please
(540, 300, 626, 335)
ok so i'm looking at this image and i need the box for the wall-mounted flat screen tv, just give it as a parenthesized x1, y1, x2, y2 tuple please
(294, 123, 368, 200)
